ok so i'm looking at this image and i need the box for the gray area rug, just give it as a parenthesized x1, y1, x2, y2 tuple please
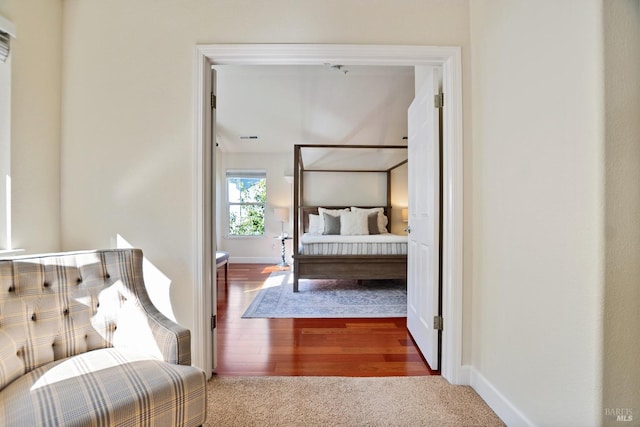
(205, 376, 505, 427)
(241, 270, 407, 318)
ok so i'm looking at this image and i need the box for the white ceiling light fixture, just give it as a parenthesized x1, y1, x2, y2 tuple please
(332, 65, 348, 75)
(324, 63, 348, 75)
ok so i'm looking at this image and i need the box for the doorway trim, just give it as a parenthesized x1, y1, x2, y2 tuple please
(192, 44, 464, 384)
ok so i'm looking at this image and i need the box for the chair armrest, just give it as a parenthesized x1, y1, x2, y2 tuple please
(140, 303, 192, 366)
(108, 249, 192, 366)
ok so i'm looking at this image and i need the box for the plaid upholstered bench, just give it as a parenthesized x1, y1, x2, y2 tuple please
(0, 249, 207, 426)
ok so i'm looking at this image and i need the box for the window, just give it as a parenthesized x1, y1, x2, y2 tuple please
(226, 170, 266, 237)
(0, 16, 15, 252)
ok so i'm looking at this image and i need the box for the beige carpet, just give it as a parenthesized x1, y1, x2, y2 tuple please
(206, 376, 504, 426)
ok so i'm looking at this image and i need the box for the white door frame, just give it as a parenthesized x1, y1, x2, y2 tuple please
(192, 44, 464, 384)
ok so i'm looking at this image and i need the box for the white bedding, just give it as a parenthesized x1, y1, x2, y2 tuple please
(299, 233, 407, 256)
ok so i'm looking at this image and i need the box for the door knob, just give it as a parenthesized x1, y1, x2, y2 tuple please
(404, 226, 411, 234)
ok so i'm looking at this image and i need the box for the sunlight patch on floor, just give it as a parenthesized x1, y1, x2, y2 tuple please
(244, 269, 292, 294)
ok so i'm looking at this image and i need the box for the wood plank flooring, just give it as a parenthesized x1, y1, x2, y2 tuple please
(214, 263, 436, 377)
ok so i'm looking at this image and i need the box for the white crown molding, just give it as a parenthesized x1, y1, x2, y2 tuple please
(198, 44, 458, 67)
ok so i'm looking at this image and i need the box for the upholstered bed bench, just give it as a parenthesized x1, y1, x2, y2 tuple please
(216, 251, 229, 288)
(0, 248, 207, 426)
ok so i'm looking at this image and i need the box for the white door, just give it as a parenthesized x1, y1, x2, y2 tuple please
(200, 63, 217, 374)
(209, 68, 217, 370)
(407, 68, 441, 370)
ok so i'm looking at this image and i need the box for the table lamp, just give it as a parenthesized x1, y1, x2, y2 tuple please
(274, 207, 289, 238)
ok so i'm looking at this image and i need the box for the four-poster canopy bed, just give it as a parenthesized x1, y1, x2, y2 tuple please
(292, 144, 409, 292)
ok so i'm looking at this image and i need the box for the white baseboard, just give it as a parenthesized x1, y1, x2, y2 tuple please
(230, 256, 281, 264)
(469, 367, 536, 427)
(457, 364, 472, 385)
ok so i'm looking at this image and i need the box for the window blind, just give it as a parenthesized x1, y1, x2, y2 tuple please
(0, 31, 9, 63)
(0, 15, 15, 63)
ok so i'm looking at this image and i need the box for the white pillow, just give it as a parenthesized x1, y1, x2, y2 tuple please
(351, 207, 388, 233)
(308, 214, 323, 235)
(381, 215, 389, 233)
(318, 207, 349, 217)
(340, 211, 370, 235)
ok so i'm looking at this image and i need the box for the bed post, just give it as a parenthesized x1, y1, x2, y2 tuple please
(387, 169, 392, 225)
(387, 158, 407, 233)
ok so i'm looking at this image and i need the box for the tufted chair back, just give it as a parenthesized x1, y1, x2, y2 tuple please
(0, 248, 187, 392)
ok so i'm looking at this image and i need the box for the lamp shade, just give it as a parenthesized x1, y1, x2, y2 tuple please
(274, 207, 289, 223)
(401, 208, 408, 222)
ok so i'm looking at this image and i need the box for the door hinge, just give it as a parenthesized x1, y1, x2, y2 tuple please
(434, 93, 444, 109)
(211, 92, 216, 109)
(211, 314, 217, 330)
(433, 315, 443, 331)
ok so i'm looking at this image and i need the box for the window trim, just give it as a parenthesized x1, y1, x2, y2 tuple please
(225, 170, 267, 238)
(0, 15, 14, 251)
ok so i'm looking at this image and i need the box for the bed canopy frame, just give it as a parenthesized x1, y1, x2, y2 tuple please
(292, 144, 409, 292)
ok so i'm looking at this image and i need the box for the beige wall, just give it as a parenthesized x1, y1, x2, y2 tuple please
(0, 0, 62, 253)
(470, 1, 604, 425)
(602, 1, 640, 424)
(5, 0, 635, 423)
(60, 0, 471, 338)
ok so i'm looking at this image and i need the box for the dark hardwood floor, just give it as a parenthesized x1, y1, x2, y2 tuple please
(214, 263, 436, 376)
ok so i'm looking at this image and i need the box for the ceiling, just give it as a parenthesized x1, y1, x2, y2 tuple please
(213, 64, 415, 153)
(298, 145, 407, 172)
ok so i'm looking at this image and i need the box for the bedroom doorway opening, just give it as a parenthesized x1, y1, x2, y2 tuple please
(193, 44, 464, 385)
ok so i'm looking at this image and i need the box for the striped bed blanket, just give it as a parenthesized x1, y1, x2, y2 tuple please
(299, 233, 407, 256)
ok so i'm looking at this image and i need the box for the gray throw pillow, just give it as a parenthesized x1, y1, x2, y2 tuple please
(367, 212, 380, 234)
(322, 213, 341, 235)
